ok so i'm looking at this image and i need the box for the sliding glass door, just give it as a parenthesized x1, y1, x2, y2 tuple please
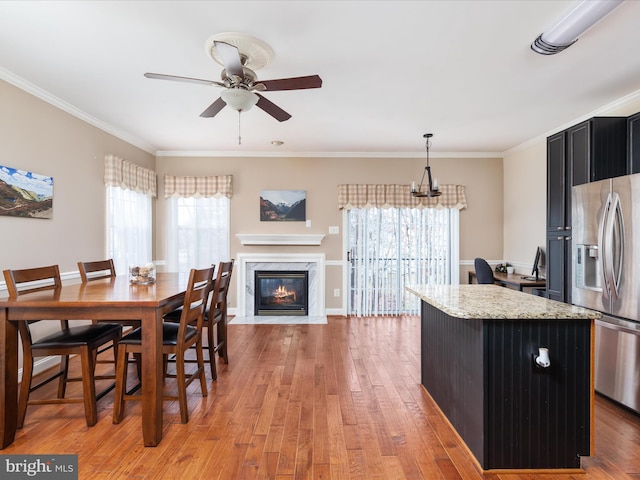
(347, 207, 458, 316)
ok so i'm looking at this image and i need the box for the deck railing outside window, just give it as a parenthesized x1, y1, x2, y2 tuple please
(347, 207, 457, 315)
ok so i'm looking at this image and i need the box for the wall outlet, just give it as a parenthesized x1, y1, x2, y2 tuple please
(333, 288, 340, 297)
(329, 226, 340, 234)
(305, 219, 311, 228)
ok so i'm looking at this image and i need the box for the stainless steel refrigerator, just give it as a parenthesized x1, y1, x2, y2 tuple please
(572, 173, 640, 413)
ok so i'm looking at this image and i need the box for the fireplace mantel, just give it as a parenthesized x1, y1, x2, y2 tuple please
(235, 234, 325, 246)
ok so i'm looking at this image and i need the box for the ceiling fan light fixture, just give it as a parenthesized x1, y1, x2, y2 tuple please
(531, 0, 624, 55)
(220, 88, 259, 112)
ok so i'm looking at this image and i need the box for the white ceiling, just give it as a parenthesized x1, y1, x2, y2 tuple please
(1, 0, 640, 156)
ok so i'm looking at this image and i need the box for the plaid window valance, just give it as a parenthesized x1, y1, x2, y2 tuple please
(164, 175, 233, 199)
(104, 155, 157, 197)
(338, 184, 467, 210)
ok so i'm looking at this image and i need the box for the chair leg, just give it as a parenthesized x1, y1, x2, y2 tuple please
(207, 324, 217, 380)
(163, 354, 169, 384)
(111, 337, 119, 372)
(17, 354, 34, 429)
(57, 354, 70, 398)
(218, 317, 228, 364)
(176, 350, 189, 424)
(112, 347, 129, 424)
(196, 338, 208, 398)
(133, 353, 142, 381)
(79, 347, 98, 426)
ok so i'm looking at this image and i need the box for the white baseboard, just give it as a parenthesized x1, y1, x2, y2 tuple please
(18, 355, 60, 383)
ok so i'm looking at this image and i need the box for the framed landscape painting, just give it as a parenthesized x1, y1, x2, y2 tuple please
(0, 165, 54, 219)
(260, 190, 306, 221)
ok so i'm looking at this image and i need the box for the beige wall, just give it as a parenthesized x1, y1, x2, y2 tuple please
(1, 75, 504, 314)
(502, 141, 547, 274)
(5, 69, 639, 309)
(156, 155, 504, 311)
(0, 79, 155, 373)
(3, 68, 639, 374)
(0, 80, 155, 276)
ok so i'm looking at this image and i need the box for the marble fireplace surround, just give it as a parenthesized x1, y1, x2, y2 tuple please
(234, 253, 326, 322)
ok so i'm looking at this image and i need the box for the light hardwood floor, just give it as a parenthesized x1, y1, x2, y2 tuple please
(3, 315, 640, 479)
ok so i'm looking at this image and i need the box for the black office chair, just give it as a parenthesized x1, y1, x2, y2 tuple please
(474, 258, 495, 284)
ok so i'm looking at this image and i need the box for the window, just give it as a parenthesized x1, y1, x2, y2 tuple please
(163, 174, 233, 272)
(106, 185, 153, 275)
(338, 183, 466, 316)
(347, 207, 459, 316)
(166, 196, 230, 272)
(103, 155, 156, 274)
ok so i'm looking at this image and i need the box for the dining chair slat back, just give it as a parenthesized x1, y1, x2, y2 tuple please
(77, 259, 116, 282)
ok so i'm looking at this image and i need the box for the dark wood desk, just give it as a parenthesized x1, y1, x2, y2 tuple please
(0, 272, 189, 449)
(468, 270, 546, 292)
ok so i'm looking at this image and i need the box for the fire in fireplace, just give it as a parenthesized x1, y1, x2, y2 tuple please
(254, 270, 309, 316)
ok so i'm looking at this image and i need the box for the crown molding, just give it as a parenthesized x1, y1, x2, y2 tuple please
(9, 62, 638, 161)
(504, 87, 640, 156)
(0, 67, 155, 155)
(155, 150, 502, 159)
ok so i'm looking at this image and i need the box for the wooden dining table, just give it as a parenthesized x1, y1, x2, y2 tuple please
(0, 272, 190, 449)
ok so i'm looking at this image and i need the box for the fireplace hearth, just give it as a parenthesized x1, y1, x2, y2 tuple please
(255, 270, 309, 316)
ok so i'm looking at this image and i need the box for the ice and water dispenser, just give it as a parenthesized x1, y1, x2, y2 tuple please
(575, 244, 601, 291)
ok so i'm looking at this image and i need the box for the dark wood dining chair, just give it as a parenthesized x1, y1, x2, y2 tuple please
(208, 260, 234, 370)
(77, 258, 117, 282)
(77, 259, 139, 331)
(2, 265, 123, 428)
(112, 266, 214, 424)
(77, 259, 139, 365)
(164, 260, 234, 380)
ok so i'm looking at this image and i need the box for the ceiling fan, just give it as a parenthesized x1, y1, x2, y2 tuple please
(144, 33, 322, 123)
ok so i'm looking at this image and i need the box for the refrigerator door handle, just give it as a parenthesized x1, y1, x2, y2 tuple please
(599, 192, 612, 299)
(611, 193, 625, 300)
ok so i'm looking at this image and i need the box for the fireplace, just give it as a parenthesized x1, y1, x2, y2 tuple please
(254, 270, 309, 316)
(236, 253, 325, 318)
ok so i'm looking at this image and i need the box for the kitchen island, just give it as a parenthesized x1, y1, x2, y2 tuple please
(406, 284, 601, 472)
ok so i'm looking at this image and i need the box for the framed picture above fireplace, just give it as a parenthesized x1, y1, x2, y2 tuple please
(260, 190, 306, 222)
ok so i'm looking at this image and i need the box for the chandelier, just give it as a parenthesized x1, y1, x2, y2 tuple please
(411, 133, 441, 197)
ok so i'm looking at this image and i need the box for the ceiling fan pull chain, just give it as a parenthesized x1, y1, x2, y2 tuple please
(238, 111, 242, 145)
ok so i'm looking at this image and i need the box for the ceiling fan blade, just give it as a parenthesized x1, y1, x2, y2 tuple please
(200, 97, 227, 118)
(144, 72, 224, 87)
(259, 75, 323, 91)
(255, 94, 292, 122)
(213, 41, 244, 78)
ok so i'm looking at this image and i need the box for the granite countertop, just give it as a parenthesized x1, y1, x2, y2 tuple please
(405, 284, 602, 320)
